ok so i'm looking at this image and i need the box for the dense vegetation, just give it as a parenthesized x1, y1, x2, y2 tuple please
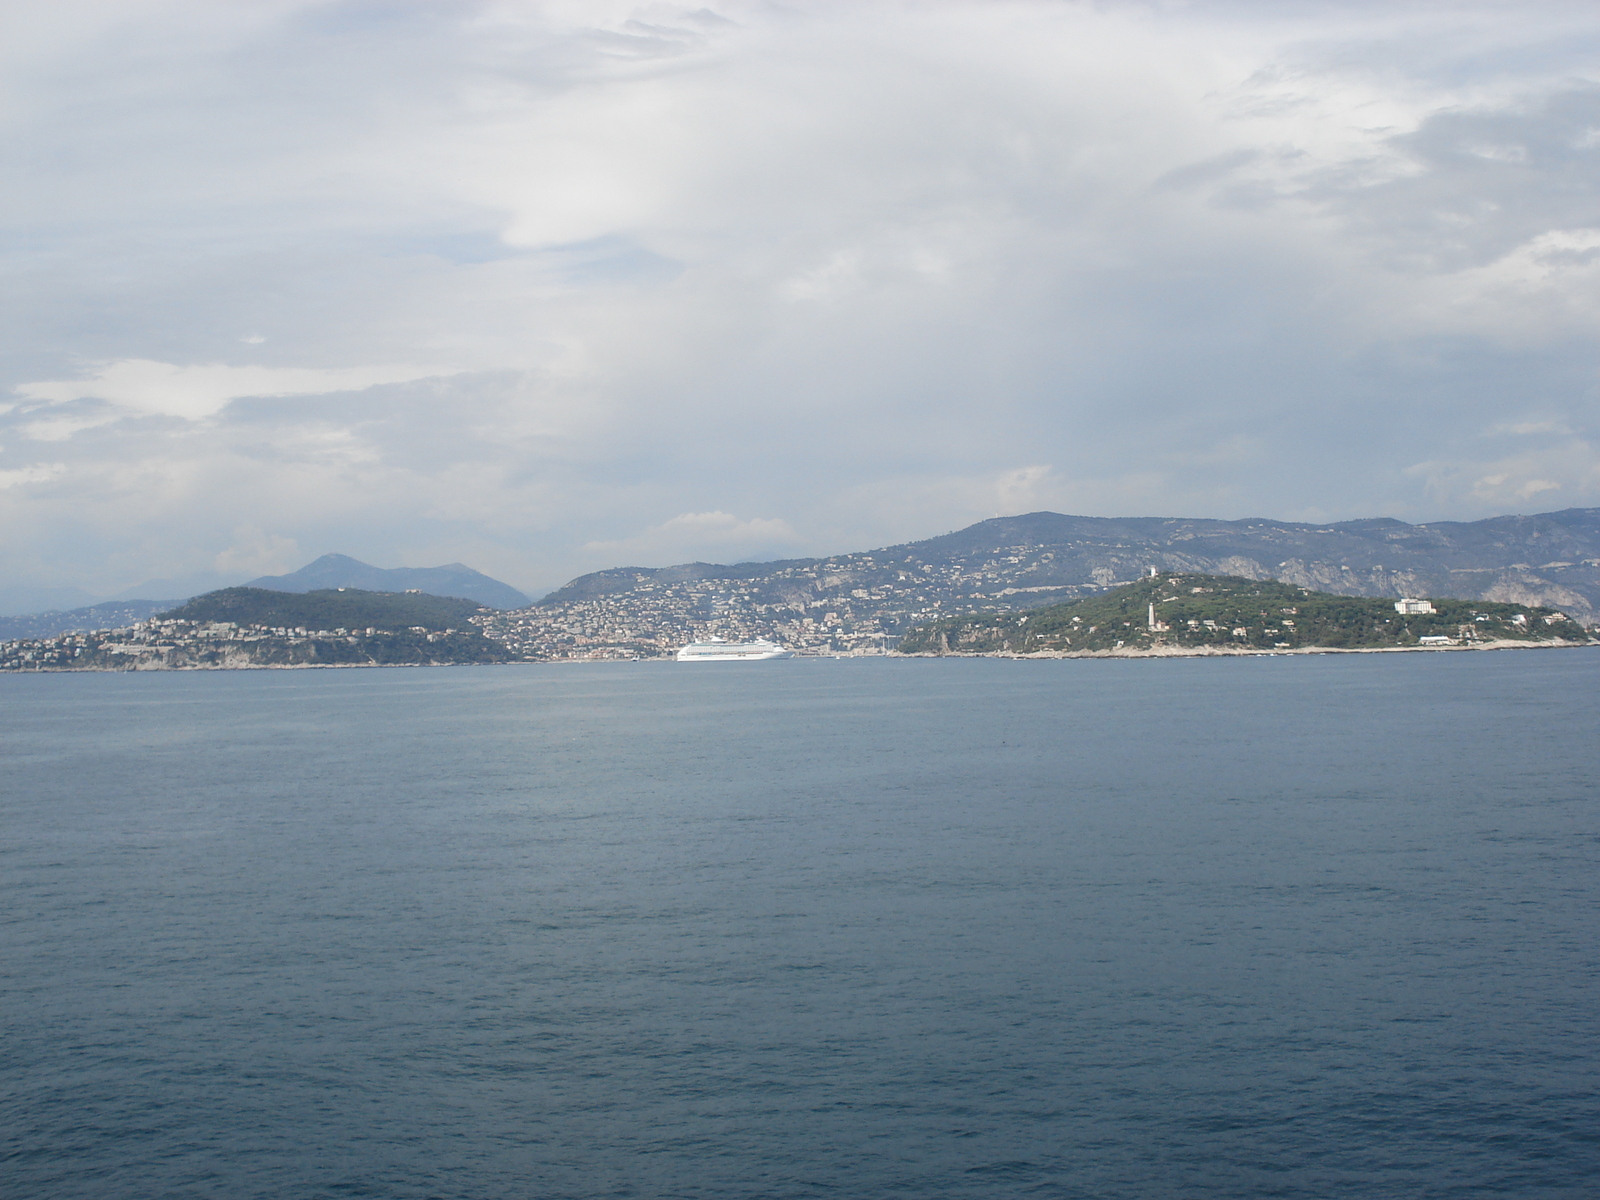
(160, 587, 487, 631)
(897, 574, 1591, 654)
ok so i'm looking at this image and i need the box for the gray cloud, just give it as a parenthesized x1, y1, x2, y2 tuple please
(3, 0, 1599, 597)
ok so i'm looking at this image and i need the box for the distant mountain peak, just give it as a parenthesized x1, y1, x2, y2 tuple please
(246, 555, 529, 609)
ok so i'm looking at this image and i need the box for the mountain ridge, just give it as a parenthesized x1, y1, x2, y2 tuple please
(537, 507, 1600, 621)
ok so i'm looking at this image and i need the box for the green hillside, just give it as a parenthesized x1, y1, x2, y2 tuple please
(897, 574, 1591, 654)
(160, 587, 486, 631)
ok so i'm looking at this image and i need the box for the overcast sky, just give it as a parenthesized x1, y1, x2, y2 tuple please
(4, 0, 1599, 600)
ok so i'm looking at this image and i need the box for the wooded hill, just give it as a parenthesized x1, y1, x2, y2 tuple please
(160, 587, 488, 630)
(897, 574, 1593, 655)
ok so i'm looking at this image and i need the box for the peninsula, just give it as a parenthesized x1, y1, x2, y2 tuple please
(896, 574, 1594, 657)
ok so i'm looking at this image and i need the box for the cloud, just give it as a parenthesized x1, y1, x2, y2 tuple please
(3, 1, 1600, 596)
(0, 464, 66, 489)
(213, 526, 300, 576)
(1406, 439, 1600, 507)
(15, 360, 454, 421)
(19, 414, 120, 442)
(581, 511, 802, 566)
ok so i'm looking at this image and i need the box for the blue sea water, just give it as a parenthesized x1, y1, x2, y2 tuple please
(3, 652, 1599, 1199)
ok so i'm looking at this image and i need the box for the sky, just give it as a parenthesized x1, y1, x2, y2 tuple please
(3, 0, 1599, 603)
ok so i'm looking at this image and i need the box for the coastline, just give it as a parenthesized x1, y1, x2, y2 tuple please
(4, 637, 1597, 672)
(897, 637, 1598, 660)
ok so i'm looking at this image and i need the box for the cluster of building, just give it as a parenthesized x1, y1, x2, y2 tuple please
(1, 619, 245, 669)
(474, 548, 1102, 660)
(0, 618, 460, 671)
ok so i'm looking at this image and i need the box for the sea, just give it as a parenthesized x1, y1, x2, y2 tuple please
(4, 651, 1599, 1199)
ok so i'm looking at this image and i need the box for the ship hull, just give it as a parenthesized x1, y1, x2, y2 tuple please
(676, 641, 794, 661)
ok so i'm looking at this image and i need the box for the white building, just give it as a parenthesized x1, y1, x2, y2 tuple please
(1395, 598, 1435, 615)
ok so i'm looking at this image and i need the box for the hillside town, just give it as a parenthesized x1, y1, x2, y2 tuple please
(473, 550, 1103, 660)
(0, 617, 502, 671)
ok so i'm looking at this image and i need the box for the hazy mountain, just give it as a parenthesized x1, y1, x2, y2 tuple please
(0, 599, 182, 642)
(0, 584, 103, 617)
(104, 572, 249, 603)
(245, 554, 529, 609)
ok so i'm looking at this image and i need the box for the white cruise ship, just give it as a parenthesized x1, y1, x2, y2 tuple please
(676, 637, 794, 661)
